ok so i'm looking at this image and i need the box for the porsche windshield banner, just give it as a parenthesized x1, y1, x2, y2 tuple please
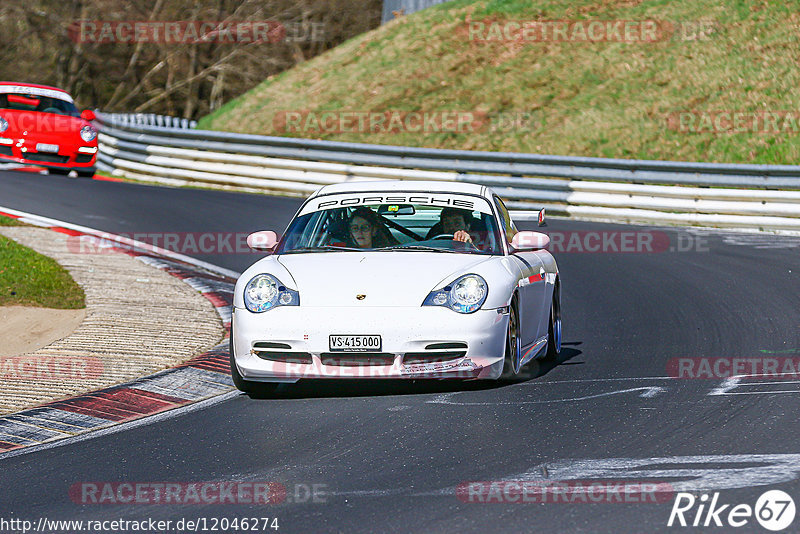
(0, 85, 74, 103)
(301, 192, 495, 216)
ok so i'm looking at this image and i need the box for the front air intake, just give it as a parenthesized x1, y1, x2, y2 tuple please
(320, 353, 396, 367)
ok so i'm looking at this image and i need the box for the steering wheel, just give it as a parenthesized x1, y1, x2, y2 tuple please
(429, 233, 478, 249)
(42, 107, 62, 114)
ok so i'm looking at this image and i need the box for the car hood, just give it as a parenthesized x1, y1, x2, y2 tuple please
(0, 109, 90, 142)
(276, 252, 492, 307)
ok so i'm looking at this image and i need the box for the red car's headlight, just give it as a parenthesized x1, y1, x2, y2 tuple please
(0, 116, 8, 133)
(80, 125, 97, 142)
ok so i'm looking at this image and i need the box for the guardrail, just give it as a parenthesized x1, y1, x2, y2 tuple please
(101, 112, 197, 129)
(95, 111, 800, 232)
(382, 0, 454, 23)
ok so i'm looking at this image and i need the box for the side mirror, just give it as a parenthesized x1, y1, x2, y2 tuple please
(247, 231, 279, 251)
(538, 208, 546, 227)
(511, 231, 550, 252)
(81, 109, 96, 121)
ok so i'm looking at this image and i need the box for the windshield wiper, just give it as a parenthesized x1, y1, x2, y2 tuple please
(380, 245, 456, 253)
(383, 244, 489, 254)
(282, 245, 361, 253)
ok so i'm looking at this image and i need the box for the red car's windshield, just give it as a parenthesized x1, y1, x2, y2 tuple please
(0, 93, 80, 117)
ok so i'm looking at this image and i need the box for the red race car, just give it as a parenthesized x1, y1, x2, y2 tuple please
(0, 82, 97, 177)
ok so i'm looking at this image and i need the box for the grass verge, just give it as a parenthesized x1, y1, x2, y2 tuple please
(0, 216, 23, 227)
(0, 217, 86, 309)
(198, 0, 800, 164)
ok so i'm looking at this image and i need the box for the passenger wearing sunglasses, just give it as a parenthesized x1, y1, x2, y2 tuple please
(346, 207, 399, 249)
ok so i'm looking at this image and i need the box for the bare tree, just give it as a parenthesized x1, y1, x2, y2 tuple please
(0, 0, 382, 118)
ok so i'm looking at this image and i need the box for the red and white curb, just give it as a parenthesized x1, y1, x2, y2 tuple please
(0, 207, 241, 459)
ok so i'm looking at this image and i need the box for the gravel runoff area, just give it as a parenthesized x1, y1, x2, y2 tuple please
(0, 226, 225, 415)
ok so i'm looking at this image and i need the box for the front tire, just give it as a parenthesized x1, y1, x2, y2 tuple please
(544, 282, 562, 361)
(500, 298, 522, 381)
(229, 322, 279, 395)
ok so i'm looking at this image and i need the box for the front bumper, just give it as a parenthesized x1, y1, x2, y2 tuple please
(232, 305, 509, 381)
(0, 138, 96, 170)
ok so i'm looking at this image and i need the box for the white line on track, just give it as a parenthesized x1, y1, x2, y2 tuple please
(324, 453, 800, 499)
(708, 373, 800, 396)
(427, 386, 667, 406)
(516, 376, 674, 384)
(715, 390, 800, 395)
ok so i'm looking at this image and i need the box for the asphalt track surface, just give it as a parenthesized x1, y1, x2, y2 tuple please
(1, 169, 800, 533)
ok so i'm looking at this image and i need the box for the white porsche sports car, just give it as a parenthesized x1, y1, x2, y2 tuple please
(231, 180, 561, 393)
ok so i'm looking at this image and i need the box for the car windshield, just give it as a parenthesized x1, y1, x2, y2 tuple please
(276, 193, 504, 255)
(0, 93, 80, 117)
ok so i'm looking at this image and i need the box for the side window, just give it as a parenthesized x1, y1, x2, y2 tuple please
(493, 195, 517, 244)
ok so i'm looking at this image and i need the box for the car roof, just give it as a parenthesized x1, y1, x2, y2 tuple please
(0, 82, 70, 94)
(312, 180, 488, 198)
(0, 82, 74, 103)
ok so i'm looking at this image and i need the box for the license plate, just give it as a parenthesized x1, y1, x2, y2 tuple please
(329, 335, 382, 352)
(36, 143, 59, 153)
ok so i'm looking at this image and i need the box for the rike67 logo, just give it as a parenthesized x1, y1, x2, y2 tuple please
(668, 490, 796, 531)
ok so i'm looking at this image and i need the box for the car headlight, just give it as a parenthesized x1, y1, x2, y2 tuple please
(80, 125, 97, 142)
(0, 116, 8, 133)
(422, 274, 488, 314)
(244, 274, 299, 313)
